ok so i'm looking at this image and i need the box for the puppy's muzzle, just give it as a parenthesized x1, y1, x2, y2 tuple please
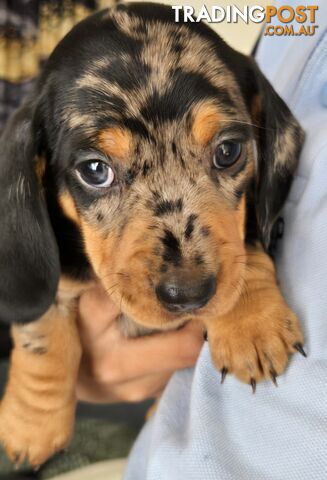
(155, 274, 216, 313)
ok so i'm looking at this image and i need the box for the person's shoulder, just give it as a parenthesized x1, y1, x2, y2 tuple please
(255, 0, 327, 95)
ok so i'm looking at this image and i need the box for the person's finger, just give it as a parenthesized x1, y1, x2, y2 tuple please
(85, 320, 204, 385)
(77, 369, 173, 404)
(121, 320, 204, 376)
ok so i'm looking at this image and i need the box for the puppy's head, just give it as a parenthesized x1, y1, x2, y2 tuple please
(0, 3, 304, 328)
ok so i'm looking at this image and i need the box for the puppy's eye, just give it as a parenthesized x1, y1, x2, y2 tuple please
(76, 161, 114, 188)
(213, 142, 242, 169)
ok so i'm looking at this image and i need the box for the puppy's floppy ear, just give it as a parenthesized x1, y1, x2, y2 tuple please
(0, 100, 60, 324)
(247, 60, 304, 251)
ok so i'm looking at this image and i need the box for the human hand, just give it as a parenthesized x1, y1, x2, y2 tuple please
(76, 286, 204, 403)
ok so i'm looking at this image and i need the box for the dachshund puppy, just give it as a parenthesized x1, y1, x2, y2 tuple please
(0, 2, 305, 467)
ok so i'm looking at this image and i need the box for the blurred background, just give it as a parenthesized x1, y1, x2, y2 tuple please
(0, 1, 270, 479)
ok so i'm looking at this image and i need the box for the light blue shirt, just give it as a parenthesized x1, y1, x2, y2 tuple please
(125, 2, 327, 478)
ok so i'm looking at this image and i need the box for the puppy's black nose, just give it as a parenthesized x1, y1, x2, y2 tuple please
(155, 275, 216, 313)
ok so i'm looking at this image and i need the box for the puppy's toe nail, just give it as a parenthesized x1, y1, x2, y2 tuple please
(203, 330, 208, 341)
(293, 343, 307, 357)
(270, 370, 278, 387)
(14, 451, 24, 468)
(250, 378, 256, 394)
(220, 367, 228, 384)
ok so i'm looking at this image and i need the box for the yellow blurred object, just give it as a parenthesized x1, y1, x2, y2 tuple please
(51, 459, 127, 480)
(0, 1, 92, 82)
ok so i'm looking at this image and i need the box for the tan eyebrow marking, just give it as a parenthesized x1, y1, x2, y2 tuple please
(98, 127, 132, 160)
(59, 192, 80, 225)
(34, 156, 46, 185)
(192, 102, 221, 145)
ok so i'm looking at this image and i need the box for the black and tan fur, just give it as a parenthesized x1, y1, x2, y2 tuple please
(0, 3, 305, 466)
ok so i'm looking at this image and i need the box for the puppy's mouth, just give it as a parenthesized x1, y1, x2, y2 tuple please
(109, 269, 219, 335)
(118, 313, 161, 337)
(99, 236, 245, 330)
(118, 311, 190, 338)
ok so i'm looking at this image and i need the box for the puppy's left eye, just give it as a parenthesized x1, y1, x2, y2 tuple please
(76, 161, 114, 188)
(213, 141, 242, 169)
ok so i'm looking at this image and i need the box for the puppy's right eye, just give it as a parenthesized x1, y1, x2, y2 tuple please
(213, 142, 242, 169)
(76, 161, 114, 188)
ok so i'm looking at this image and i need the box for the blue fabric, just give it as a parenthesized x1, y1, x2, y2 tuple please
(125, 3, 327, 479)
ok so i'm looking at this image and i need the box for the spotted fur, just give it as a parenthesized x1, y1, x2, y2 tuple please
(0, 3, 305, 466)
(0, 1, 304, 325)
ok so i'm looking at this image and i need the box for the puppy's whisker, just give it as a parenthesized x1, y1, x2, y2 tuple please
(233, 260, 272, 275)
(119, 293, 124, 314)
(102, 272, 130, 281)
(104, 283, 119, 297)
(218, 119, 274, 132)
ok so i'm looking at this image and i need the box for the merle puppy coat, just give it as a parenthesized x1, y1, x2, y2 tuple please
(0, 2, 305, 466)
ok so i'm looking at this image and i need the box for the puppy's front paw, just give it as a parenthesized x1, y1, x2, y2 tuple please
(0, 305, 81, 467)
(0, 393, 75, 468)
(207, 290, 305, 390)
